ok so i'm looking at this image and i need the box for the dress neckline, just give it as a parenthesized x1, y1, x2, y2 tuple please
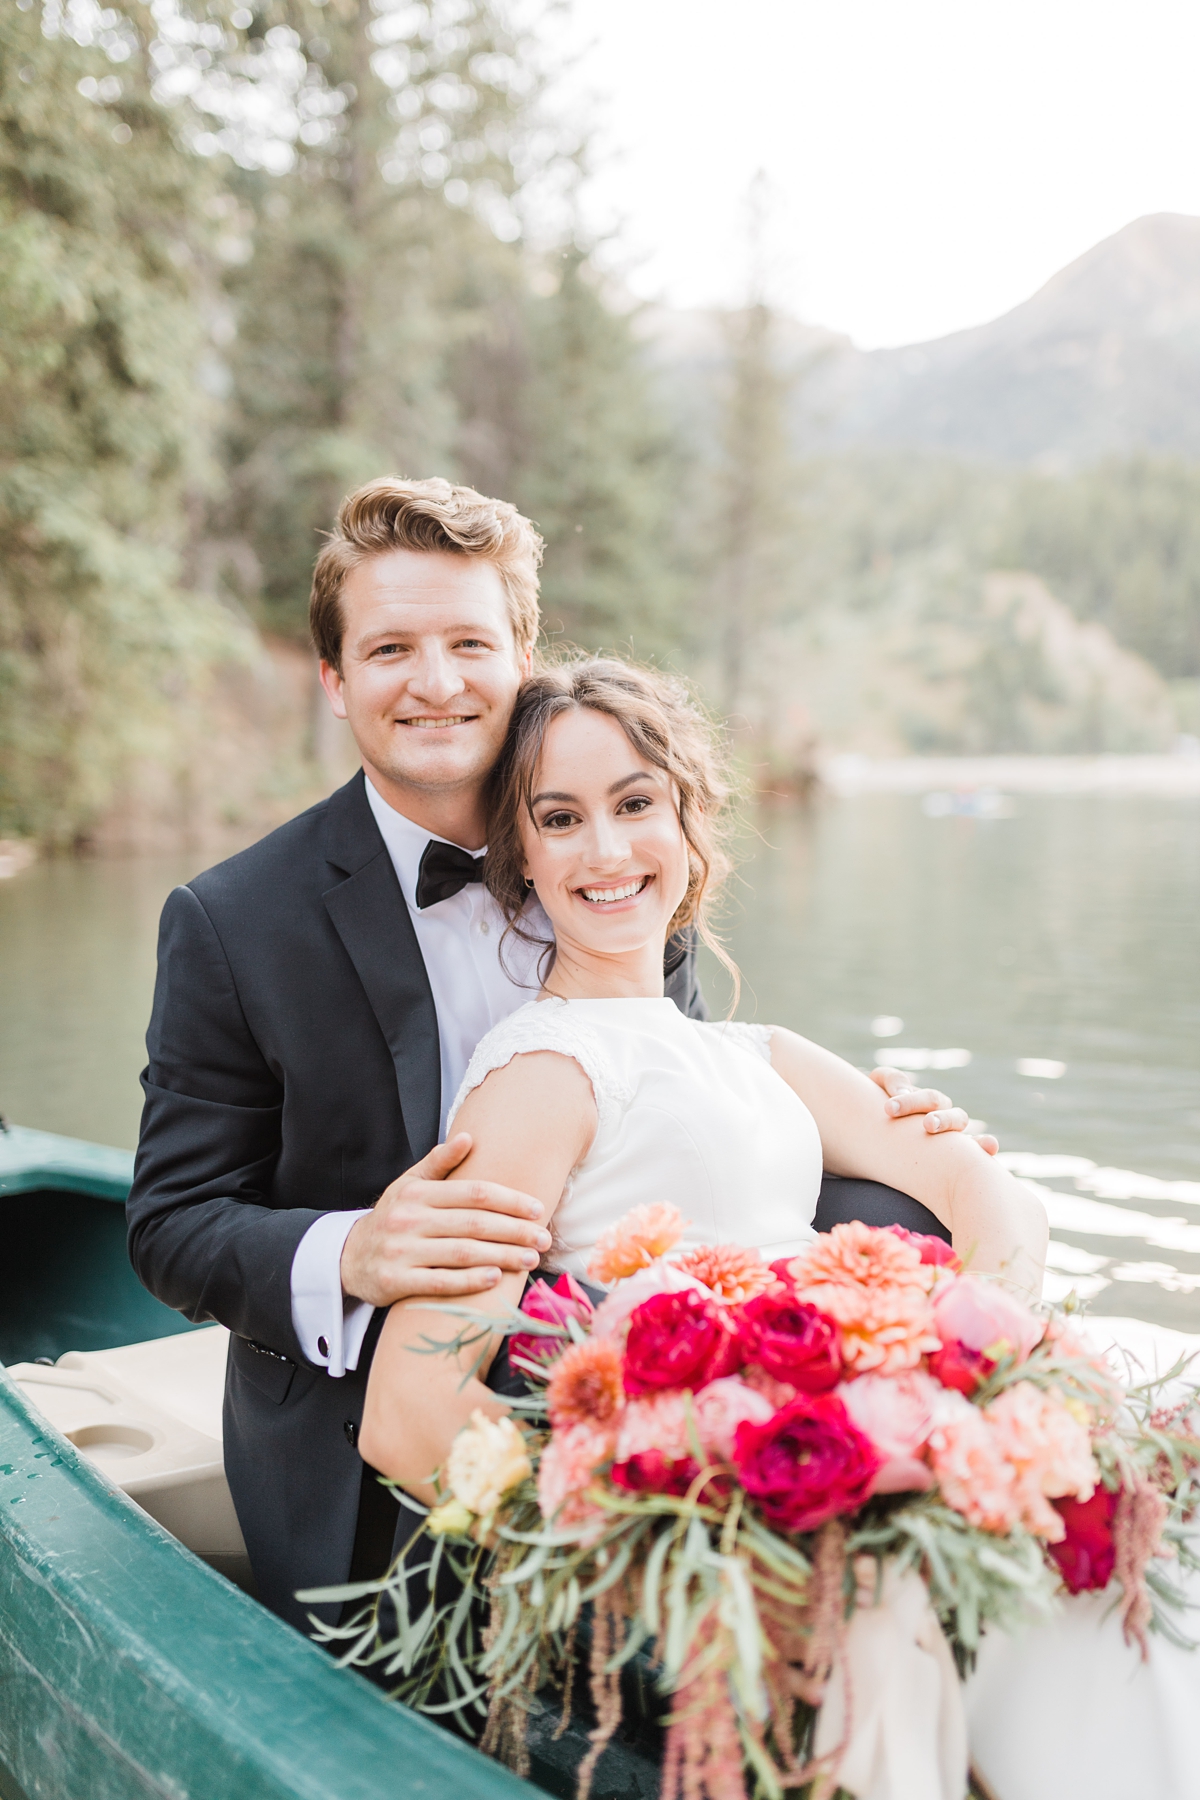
(535, 994, 677, 1011)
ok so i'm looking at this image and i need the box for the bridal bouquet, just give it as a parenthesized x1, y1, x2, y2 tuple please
(320, 1208, 1200, 1800)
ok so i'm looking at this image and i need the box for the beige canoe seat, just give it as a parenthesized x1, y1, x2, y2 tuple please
(7, 1325, 252, 1590)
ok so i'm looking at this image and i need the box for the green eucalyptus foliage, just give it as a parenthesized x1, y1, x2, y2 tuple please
(0, 0, 239, 844)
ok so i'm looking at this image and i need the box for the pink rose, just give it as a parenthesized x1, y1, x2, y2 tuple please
(590, 1261, 710, 1339)
(737, 1292, 842, 1392)
(1049, 1488, 1117, 1593)
(887, 1225, 961, 1271)
(837, 1369, 940, 1495)
(621, 1289, 742, 1396)
(732, 1394, 881, 1533)
(511, 1271, 594, 1371)
(930, 1276, 1044, 1394)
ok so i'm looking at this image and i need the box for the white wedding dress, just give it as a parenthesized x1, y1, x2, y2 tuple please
(450, 994, 1200, 1800)
(448, 996, 822, 1277)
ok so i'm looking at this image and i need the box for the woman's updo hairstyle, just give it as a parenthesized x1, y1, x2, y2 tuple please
(485, 654, 737, 984)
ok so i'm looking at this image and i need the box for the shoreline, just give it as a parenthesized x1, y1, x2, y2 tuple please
(821, 752, 1200, 797)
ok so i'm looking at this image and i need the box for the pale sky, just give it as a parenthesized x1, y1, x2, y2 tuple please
(564, 0, 1200, 348)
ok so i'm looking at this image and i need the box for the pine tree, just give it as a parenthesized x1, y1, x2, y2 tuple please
(493, 251, 682, 657)
(194, 0, 577, 635)
(708, 292, 800, 717)
(179, 0, 679, 654)
(0, 0, 239, 843)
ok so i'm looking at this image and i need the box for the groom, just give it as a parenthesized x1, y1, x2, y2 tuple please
(128, 476, 977, 1628)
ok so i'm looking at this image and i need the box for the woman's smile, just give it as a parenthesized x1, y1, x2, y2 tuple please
(575, 875, 654, 908)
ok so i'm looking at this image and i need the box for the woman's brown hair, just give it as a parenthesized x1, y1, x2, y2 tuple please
(484, 655, 739, 995)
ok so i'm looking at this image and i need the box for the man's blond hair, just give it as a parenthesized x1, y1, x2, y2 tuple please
(310, 476, 544, 671)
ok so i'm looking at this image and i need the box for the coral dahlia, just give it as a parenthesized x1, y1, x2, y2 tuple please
(545, 1337, 626, 1428)
(784, 1221, 940, 1375)
(588, 1202, 687, 1284)
(674, 1242, 778, 1304)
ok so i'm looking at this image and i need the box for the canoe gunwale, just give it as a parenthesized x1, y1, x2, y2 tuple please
(0, 1129, 545, 1800)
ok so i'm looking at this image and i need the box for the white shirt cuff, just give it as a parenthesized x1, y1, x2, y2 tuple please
(290, 1210, 373, 1378)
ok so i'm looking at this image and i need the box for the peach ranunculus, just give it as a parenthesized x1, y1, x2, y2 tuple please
(545, 1337, 626, 1428)
(674, 1243, 778, 1304)
(837, 1369, 940, 1494)
(446, 1411, 532, 1516)
(589, 1261, 709, 1338)
(785, 1221, 941, 1375)
(536, 1419, 614, 1537)
(588, 1203, 687, 1284)
(983, 1380, 1097, 1541)
(926, 1391, 1021, 1533)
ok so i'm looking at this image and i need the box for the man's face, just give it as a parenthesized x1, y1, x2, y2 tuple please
(319, 549, 530, 805)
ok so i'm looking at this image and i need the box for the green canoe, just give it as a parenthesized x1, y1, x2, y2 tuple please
(0, 1125, 635, 1800)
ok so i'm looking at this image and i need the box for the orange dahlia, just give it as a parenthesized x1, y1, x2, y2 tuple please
(588, 1202, 687, 1284)
(674, 1243, 778, 1305)
(545, 1336, 626, 1427)
(785, 1220, 940, 1375)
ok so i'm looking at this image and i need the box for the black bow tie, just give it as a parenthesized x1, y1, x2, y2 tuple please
(415, 839, 486, 910)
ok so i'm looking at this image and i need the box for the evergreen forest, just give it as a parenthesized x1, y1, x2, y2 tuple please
(3, 0, 1200, 847)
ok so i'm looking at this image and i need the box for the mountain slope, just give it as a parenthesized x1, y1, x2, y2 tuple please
(804, 214, 1200, 463)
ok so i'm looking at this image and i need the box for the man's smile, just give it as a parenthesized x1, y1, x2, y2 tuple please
(397, 715, 478, 729)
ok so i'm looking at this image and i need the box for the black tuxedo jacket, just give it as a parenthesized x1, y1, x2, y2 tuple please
(126, 770, 706, 1628)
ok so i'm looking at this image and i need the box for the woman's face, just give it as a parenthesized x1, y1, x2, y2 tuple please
(520, 707, 691, 965)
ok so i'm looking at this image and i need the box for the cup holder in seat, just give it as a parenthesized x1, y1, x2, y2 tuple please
(67, 1423, 156, 1464)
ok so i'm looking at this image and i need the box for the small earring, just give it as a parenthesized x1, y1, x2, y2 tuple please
(524, 876, 535, 889)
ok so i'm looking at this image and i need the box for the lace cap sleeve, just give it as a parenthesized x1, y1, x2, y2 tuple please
(696, 1019, 774, 1063)
(446, 1000, 633, 1136)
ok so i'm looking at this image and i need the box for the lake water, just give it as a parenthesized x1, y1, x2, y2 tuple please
(2, 793, 1198, 1328)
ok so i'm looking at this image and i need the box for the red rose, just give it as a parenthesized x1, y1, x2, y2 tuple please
(888, 1225, 961, 1271)
(732, 1395, 881, 1533)
(737, 1292, 841, 1392)
(1049, 1488, 1117, 1593)
(622, 1289, 741, 1396)
(611, 1449, 700, 1497)
(511, 1271, 594, 1371)
(928, 1339, 995, 1396)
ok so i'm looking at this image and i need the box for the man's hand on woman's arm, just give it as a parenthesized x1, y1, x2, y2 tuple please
(340, 1132, 553, 1309)
(868, 1066, 999, 1155)
(774, 1030, 1045, 1297)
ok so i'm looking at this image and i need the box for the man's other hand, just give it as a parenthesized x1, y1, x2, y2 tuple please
(340, 1133, 553, 1308)
(868, 1066, 999, 1156)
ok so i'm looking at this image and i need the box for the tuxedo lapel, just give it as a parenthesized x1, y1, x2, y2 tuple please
(320, 774, 441, 1160)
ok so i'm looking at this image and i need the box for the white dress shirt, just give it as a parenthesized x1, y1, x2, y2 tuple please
(289, 777, 546, 1376)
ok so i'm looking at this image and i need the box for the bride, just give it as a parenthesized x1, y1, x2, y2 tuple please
(360, 653, 1045, 1488)
(358, 656, 1200, 1799)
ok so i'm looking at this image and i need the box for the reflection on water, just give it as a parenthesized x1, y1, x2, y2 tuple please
(1, 795, 1198, 1327)
(702, 794, 1200, 1330)
(0, 852, 213, 1149)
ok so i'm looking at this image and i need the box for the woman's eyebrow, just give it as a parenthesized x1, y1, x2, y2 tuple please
(531, 772, 654, 807)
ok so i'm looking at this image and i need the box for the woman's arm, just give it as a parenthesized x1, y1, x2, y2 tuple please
(769, 1028, 1047, 1297)
(358, 1050, 595, 1501)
